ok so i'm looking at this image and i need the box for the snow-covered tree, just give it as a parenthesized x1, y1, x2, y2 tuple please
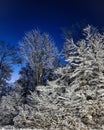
(63, 25, 104, 97)
(0, 42, 19, 98)
(62, 25, 104, 129)
(20, 29, 59, 86)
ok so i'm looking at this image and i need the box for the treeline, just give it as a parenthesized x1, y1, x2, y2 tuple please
(0, 25, 104, 129)
(0, 23, 87, 97)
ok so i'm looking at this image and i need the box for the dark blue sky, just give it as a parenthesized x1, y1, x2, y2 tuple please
(1, 0, 104, 46)
(1, 0, 104, 82)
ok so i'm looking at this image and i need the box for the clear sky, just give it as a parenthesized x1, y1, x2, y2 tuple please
(0, 0, 104, 82)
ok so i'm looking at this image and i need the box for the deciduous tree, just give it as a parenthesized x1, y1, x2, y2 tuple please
(20, 29, 59, 86)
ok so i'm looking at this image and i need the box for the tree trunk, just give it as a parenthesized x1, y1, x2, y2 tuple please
(36, 63, 44, 86)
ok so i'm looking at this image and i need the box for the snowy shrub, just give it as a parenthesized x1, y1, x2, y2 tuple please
(0, 95, 18, 126)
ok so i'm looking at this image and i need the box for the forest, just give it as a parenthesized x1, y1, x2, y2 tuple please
(0, 25, 104, 130)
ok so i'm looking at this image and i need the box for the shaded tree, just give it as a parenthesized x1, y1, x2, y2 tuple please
(0, 41, 20, 97)
(17, 64, 36, 104)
